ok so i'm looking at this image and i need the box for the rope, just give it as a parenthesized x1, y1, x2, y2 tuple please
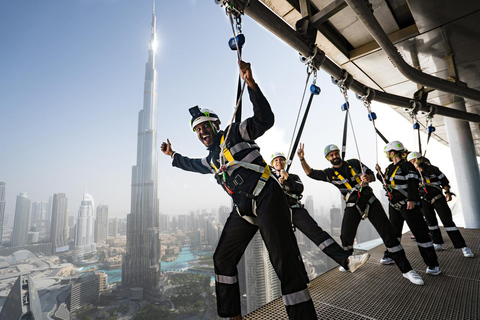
(340, 86, 364, 175)
(221, 10, 247, 168)
(287, 68, 312, 161)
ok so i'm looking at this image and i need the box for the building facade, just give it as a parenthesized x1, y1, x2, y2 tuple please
(12, 193, 31, 247)
(94, 205, 108, 243)
(50, 193, 69, 253)
(122, 4, 161, 294)
(74, 193, 96, 261)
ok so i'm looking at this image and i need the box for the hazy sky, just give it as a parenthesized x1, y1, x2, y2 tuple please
(0, 0, 457, 220)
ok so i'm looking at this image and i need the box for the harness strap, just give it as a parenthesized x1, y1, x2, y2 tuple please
(388, 165, 409, 198)
(430, 193, 444, 204)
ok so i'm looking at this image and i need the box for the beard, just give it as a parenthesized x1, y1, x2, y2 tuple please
(330, 158, 342, 165)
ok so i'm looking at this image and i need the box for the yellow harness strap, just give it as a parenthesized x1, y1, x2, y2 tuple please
(212, 134, 270, 198)
(333, 163, 362, 190)
(389, 166, 401, 188)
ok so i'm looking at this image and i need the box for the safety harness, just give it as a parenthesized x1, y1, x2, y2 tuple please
(333, 161, 374, 220)
(384, 164, 410, 210)
(210, 134, 271, 225)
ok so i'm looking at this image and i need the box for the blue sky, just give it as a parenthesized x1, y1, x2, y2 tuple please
(0, 0, 456, 220)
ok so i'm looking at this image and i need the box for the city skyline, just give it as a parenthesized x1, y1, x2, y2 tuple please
(0, 1, 459, 224)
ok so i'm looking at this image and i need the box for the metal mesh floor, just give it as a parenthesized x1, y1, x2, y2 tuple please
(244, 228, 479, 320)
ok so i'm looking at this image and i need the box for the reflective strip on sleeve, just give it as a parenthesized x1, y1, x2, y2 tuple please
(387, 244, 404, 253)
(201, 157, 215, 173)
(445, 226, 459, 231)
(343, 245, 354, 250)
(428, 225, 440, 230)
(318, 238, 335, 250)
(417, 241, 434, 248)
(282, 288, 311, 306)
(239, 120, 251, 141)
(215, 274, 238, 285)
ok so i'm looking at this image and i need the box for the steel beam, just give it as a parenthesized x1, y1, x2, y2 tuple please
(235, 0, 480, 123)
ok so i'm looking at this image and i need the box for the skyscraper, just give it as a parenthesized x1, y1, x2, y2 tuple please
(74, 193, 96, 261)
(0, 275, 42, 319)
(95, 205, 109, 243)
(122, 3, 161, 294)
(0, 182, 5, 244)
(50, 193, 69, 253)
(12, 193, 31, 247)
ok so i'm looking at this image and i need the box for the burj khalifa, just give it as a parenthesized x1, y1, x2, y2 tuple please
(122, 2, 161, 295)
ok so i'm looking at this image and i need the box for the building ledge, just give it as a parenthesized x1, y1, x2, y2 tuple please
(245, 228, 479, 319)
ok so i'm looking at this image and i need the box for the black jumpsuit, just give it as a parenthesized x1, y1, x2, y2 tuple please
(273, 170, 352, 269)
(171, 85, 317, 319)
(419, 163, 467, 248)
(380, 159, 439, 269)
(308, 159, 413, 273)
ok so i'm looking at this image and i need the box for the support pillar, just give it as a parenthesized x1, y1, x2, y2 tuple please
(444, 98, 480, 228)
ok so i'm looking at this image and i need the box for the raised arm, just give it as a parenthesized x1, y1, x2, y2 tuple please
(237, 61, 275, 141)
(161, 139, 212, 174)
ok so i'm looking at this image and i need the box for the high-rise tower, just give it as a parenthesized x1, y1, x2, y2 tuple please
(50, 193, 69, 253)
(74, 193, 96, 261)
(12, 193, 31, 247)
(122, 2, 161, 294)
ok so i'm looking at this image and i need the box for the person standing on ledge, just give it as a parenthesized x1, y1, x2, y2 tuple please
(161, 61, 317, 320)
(297, 143, 424, 285)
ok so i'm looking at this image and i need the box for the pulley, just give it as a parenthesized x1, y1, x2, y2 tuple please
(310, 84, 321, 95)
(368, 112, 377, 121)
(413, 122, 420, 130)
(341, 101, 349, 111)
(427, 125, 436, 133)
(228, 34, 245, 50)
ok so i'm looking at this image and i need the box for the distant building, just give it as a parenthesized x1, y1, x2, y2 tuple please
(74, 193, 96, 261)
(109, 217, 118, 238)
(0, 182, 5, 244)
(30, 202, 46, 228)
(330, 206, 342, 237)
(122, 5, 161, 295)
(0, 274, 42, 319)
(94, 205, 108, 243)
(50, 193, 69, 253)
(46, 195, 53, 224)
(12, 193, 31, 247)
(68, 272, 100, 313)
(244, 231, 280, 314)
(95, 271, 108, 292)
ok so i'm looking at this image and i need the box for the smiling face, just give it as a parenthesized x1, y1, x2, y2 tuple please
(326, 150, 342, 166)
(194, 121, 219, 148)
(272, 156, 286, 171)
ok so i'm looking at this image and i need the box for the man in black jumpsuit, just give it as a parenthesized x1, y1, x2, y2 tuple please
(407, 152, 474, 258)
(160, 61, 317, 320)
(270, 152, 370, 272)
(378, 141, 441, 276)
(297, 143, 424, 285)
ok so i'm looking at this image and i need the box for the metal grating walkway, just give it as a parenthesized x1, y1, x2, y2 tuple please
(245, 228, 479, 320)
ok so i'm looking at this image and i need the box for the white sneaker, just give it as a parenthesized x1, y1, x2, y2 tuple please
(433, 243, 445, 251)
(462, 247, 474, 258)
(338, 266, 347, 272)
(426, 266, 442, 275)
(403, 270, 424, 285)
(347, 253, 370, 273)
(380, 257, 395, 265)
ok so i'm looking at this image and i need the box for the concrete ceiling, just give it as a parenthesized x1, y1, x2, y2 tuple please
(245, 0, 480, 154)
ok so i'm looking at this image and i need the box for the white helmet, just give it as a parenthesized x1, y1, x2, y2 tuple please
(407, 151, 422, 162)
(384, 141, 405, 153)
(189, 106, 220, 132)
(324, 144, 340, 158)
(271, 152, 286, 164)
